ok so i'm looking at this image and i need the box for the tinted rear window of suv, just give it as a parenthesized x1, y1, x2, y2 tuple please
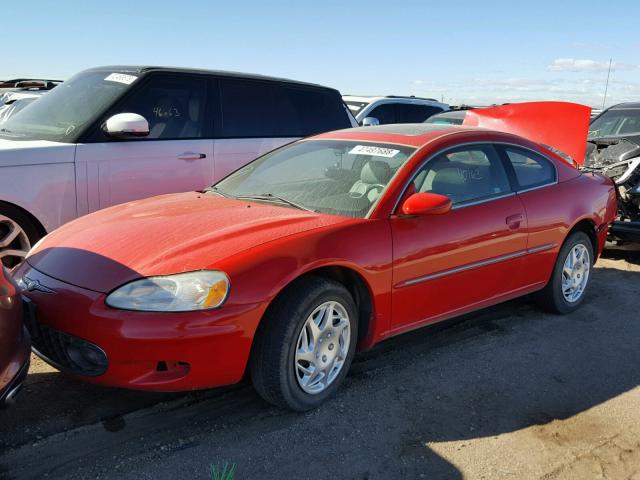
(218, 78, 350, 138)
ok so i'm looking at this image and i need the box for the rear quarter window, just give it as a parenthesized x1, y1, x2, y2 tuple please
(503, 147, 557, 190)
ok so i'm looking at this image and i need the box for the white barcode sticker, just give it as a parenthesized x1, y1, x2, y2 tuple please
(104, 73, 138, 85)
(349, 145, 400, 158)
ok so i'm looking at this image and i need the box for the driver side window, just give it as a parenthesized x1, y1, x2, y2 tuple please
(412, 145, 511, 205)
(114, 76, 209, 140)
(367, 104, 396, 124)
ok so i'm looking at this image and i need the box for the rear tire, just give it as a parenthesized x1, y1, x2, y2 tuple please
(0, 205, 41, 269)
(537, 232, 594, 314)
(250, 276, 358, 411)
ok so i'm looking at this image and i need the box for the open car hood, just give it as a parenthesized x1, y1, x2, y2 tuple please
(463, 101, 592, 165)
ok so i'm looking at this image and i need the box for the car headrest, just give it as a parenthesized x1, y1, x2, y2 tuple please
(188, 96, 200, 122)
(361, 160, 392, 184)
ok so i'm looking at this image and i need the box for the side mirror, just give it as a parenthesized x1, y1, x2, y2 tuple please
(361, 116, 380, 127)
(103, 113, 149, 138)
(400, 192, 452, 216)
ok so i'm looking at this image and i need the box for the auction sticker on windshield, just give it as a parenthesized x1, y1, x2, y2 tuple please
(349, 145, 400, 158)
(104, 73, 138, 85)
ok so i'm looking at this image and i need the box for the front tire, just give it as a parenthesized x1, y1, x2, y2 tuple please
(250, 276, 358, 411)
(537, 231, 594, 314)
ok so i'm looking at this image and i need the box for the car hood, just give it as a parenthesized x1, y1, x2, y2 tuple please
(0, 138, 75, 167)
(26, 192, 350, 293)
(463, 101, 591, 166)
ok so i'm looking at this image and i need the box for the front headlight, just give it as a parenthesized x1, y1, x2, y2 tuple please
(105, 270, 230, 312)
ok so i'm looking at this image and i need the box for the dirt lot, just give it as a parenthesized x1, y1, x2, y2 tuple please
(1, 246, 639, 480)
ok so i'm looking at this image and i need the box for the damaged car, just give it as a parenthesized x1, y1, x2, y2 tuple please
(585, 103, 640, 242)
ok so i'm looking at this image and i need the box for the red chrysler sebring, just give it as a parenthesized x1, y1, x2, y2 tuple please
(15, 106, 617, 410)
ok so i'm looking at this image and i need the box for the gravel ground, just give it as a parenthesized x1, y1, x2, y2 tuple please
(1, 245, 639, 480)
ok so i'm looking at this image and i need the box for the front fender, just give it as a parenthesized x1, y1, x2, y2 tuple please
(215, 218, 394, 348)
(0, 163, 77, 233)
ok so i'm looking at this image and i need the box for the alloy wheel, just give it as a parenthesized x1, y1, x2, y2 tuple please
(294, 301, 351, 395)
(0, 215, 31, 268)
(561, 244, 590, 303)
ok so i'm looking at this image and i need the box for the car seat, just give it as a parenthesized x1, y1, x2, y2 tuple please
(179, 96, 201, 138)
(349, 160, 392, 202)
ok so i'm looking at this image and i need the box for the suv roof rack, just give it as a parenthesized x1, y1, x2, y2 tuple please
(385, 95, 440, 102)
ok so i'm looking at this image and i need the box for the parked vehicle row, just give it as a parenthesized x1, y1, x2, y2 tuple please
(14, 107, 617, 410)
(0, 65, 619, 411)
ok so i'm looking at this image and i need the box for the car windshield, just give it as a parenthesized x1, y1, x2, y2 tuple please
(0, 70, 135, 142)
(589, 108, 640, 138)
(213, 140, 416, 218)
(344, 101, 368, 116)
(425, 112, 465, 125)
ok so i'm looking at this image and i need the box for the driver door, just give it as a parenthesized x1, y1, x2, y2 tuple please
(75, 74, 214, 213)
(390, 144, 528, 333)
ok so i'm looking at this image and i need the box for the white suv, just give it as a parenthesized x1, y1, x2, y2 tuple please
(343, 95, 449, 126)
(0, 66, 357, 267)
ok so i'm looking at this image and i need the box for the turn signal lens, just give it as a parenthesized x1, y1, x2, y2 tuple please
(203, 279, 229, 308)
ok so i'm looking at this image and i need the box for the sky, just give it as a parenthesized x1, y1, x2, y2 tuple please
(3, 0, 640, 108)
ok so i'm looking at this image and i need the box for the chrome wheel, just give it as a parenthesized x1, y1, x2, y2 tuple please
(0, 215, 31, 268)
(561, 244, 590, 303)
(294, 301, 351, 395)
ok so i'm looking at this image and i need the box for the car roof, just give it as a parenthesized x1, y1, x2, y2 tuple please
(343, 94, 443, 104)
(312, 123, 481, 147)
(82, 66, 339, 92)
(608, 102, 640, 110)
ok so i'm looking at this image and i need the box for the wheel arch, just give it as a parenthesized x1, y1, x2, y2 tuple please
(299, 265, 374, 343)
(256, 263, 377, 345)
(566, 217, 599, 260)
(0, 200, 48, 238)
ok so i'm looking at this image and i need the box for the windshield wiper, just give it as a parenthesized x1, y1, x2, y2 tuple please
(235, 193, 316, 212)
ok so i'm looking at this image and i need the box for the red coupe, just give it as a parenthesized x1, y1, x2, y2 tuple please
(15, 103, 617, 410)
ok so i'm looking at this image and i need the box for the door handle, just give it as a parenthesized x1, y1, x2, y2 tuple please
(177, 152, 206, 161)
(506, 213, 524, 230)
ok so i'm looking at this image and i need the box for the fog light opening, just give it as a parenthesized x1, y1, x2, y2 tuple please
(65, 341, 108, 376)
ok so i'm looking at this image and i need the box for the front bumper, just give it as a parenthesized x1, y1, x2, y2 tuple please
(0, 327, 31, 407)
(16, 264, 266, 392)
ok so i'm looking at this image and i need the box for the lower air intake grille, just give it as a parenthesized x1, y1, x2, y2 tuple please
(30, 323, 108, 377)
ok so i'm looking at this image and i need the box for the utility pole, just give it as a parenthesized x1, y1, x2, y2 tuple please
(602, 58, 612, 110)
